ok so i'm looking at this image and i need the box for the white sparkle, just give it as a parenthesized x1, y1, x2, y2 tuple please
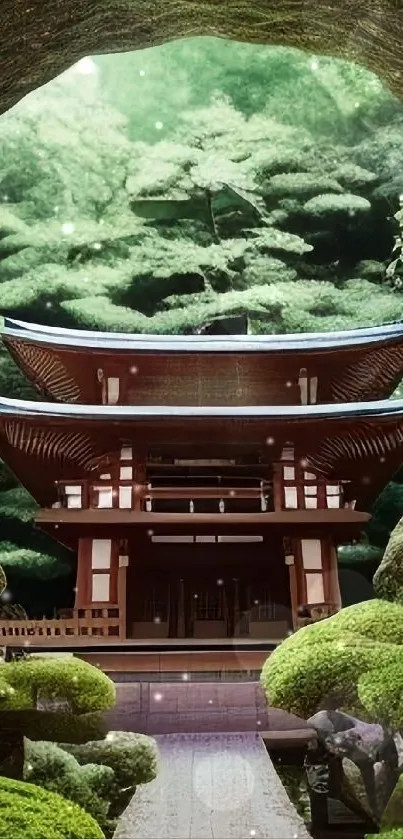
(147, 529, 154, 537)
(61, 222, 75, 235)
(182, 673, 189, 681)
(208, 699, 213, 704)
(45, 301, 53, 309)
(139, 70, 146, 77)
(254, 599, 259, 605)
(130, 365, 138, 375)
(153, 692, 163, 702)
(75, 57, 97, 75)
(250, 831, 256, 837)
(155, 121, 163, 130)
(154, 616, 161, 624)
(285, 381, 293, 388)
(310, 58, 319, 71)
(217, 579, 224, 586)
(194, 594, 199, 599)
(266, 436, 275, 445)
(92, 242, 102, 250)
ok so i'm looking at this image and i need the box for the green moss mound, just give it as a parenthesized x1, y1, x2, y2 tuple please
(0, 656, 116, 713)
(367, 833, 403, 839)
(0, 776, 105, 839)
(260, 600, 403, 720)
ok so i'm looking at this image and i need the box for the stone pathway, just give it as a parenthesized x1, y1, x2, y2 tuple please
(106, 682, 312, 735)
(114, 733, 311, 839)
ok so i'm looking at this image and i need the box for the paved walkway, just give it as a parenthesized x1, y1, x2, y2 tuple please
(106, 682, 311, 735)
(115, 733, 312, 839)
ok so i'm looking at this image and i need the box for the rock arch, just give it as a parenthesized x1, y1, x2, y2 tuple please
(2, 0, 403, 118)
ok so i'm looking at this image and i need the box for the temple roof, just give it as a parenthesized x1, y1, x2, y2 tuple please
(4, 317, 403, 353)
(0, 396, 402, 509)
(3, 319, 403, 406)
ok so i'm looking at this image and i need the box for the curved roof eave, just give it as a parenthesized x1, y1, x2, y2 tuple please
(4, 318, 403, 354)
(1, 396, 403, 423)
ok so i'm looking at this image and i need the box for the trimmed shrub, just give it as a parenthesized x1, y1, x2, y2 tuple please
(260, 600, 403, 720)
(367, 833, 403, 839)
(0, 657, 115, 713)
(61, 731, 159, 817)
(0, 776, 105, 839)
(24, 739, 113, 833)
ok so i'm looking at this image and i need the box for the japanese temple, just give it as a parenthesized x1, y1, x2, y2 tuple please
(1, 317, 403, 652)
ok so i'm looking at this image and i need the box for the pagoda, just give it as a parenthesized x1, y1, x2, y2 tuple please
(0, 317, 403, 651)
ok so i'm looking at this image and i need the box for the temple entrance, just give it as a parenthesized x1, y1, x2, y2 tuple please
(126, 534, 292, 641)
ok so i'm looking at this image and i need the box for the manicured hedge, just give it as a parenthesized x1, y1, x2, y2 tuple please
(62, 731, 159, 817)
(24, 739, 113, 834)
(0, 776, 105, 839)
(0, 657, 115, 713)
(260, 600, 403, 720)
(367, 833, 403, 839)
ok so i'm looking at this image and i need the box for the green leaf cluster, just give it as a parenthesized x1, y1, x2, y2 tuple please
(0, 776, 105, 839)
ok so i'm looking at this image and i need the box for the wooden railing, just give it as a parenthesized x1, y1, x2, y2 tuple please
(0, 610, 121, 644)
(54, 480, 272, 512)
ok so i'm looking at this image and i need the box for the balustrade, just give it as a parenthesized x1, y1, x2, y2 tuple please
(54, 480, 273, 514)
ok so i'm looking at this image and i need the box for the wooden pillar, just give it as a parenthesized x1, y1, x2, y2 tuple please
(74, 536, 119, 610)
(74, 538, 89, 608)
(292, 535, 341, 617)
(283, 538, 298, 630)
(177, 578, 185, 638)
(327, 541, 342, 611)
(118, 555, 128, 641)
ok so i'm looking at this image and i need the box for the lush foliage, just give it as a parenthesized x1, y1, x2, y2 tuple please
(62, 731, 159, 817)
(24, 739, 113, 835)
(261, 599, 403, 721)
(0, 657, 115, 714)
(0, 776, 105, 839)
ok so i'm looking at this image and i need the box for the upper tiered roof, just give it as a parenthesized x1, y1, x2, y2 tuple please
(3, 319, 403, 406)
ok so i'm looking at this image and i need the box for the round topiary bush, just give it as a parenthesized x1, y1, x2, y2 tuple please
(0, 776, 105, 839)
(0, 656, 116, 714)
(260, 599, 403, 721)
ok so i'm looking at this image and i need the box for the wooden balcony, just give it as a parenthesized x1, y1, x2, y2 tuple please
(0, 608, 122, 646)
